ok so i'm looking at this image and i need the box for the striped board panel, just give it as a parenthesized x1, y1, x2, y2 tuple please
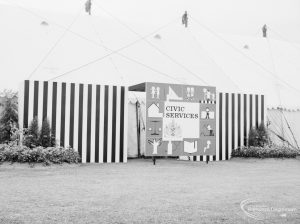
(192, 92, 265, 162)
(18, 80, 128, 164)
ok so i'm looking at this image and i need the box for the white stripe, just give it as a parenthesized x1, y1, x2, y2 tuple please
(28, 81, 34, 122)
(196, 156, 200, 162)
(222, 93, 226, 160)
(258, 95, 261, 126)
(47, 82, 53, 131)
(18, 82, 24, 143)
(99, 85, 105, 163)
(81, 84, 88, 163)
(107, 86, 113, 163)
(55, 83, 61, 146)
(203, 155, 207, 162)
(263, 95, 266, 125)
(234, 93, 238, 150)
(115, 86, 121, 163)
(228, 93, 232, 159)
(246, 94, 250, 147)
(73, 83, 79, 152)
(252, 95, 255, 129)
(64, 83, 70, 148)
(240, 94, 244, 147)
(123, 87, 129, 163)
(90, 85, 96, 163)
(215, 92, 219, 161)
(38, 81, 43, 126)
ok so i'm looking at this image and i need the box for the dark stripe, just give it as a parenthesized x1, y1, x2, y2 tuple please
(86, 84, 92, 163)
(231, 93, 235, 151)
(51, 83, 57, 138)
(103, 86, 109, 163)
(193, 156, 197, 161)
(243, 94, 247, 146)
(200, 156, 203, 161)
(206, 155, 209, 162)
(119, 86, 125, 163)
(111, 86, 117, 163)
(219, 93, 223, 160)
(213, 155, 216, 161)
(23, 80, 30, 128)
(78, 84, 84, 159)
(255, 95, 259, 128)
(69, 83, 75, 148)
(95, 85, 101, 163)
(237, 94, 241, 147)
(225, 93, 229, 160)
(249, 94, 253, 129)
(33, 81, 39, 118)
(60, 83, 66, 147)
(261, 95, 265, 124)
(42, 81, 48, 121)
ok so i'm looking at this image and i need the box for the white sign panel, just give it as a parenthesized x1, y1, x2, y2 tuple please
(162, 102, 200, 141)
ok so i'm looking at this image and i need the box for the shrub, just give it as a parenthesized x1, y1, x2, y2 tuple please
(40, 119, 51, 147)
(257, 123, 268, 146)
(232, 145, 298, 159)
(23, 117, 39, 148)
(0, 144, 81, 165)
(248, 127, 259, 146)
(0, 90, 18, 143)
(248, 123, 269, 147)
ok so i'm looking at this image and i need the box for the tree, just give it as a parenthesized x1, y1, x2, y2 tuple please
(248, 123, 269, 147)
(40, 118, 51, 147)
(257, 123, 268, 146)
(24, 116, 39, 148)
(248, 127, 259, 147)
(0, 90, 18, 143)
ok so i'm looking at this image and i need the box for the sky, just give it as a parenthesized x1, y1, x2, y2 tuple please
(0, 0, 300, 107)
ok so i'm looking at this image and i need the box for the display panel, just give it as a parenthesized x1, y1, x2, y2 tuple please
(145, 82, 216, 156)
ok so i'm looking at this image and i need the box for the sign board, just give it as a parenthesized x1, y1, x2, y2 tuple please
(145, 82, 216, 156)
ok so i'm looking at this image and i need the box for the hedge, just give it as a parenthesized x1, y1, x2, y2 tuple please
(232, 146, 299, 158)
(0, 144, 81, 165)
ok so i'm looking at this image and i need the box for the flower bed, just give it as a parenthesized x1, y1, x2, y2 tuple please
(232, 146, 299, 158)
(0, 144, 81, 165)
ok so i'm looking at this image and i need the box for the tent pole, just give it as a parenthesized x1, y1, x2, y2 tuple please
(280, 109, 300, 150)
(136, 101, 141, 157)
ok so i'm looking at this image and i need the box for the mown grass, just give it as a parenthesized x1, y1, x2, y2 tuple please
(0, 158, 299, 223)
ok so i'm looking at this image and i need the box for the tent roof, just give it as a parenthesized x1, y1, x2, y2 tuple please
(1, 4, 300, 109)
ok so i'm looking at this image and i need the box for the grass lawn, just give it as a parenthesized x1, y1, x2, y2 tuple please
(0, 158, 299, 224)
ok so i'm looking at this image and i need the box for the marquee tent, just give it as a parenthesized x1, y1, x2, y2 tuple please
(1, 2, 300, 153)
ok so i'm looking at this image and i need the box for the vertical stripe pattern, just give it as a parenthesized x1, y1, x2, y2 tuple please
(19, 80, 128, 164)
(192, 92, 265, 162)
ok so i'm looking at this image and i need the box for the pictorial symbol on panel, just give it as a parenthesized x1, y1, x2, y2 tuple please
(203, 88, 216, 102)
(149, 120, 162, 136)
(201, 107, 215, 119)
(204, 140, 211, 152)
(203, 88, 211, 100)
(184, 140, 197, 153)
(201, 124, 215, 136)
(148, 138, 162, 155)
(163, 119, 182, 140)
(211, 93, 215, 101)
(148, 103, 163, 118)
(167, 86, 183, 101)
(186, 87, 195, 100)
(151, 86, 160, 99)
